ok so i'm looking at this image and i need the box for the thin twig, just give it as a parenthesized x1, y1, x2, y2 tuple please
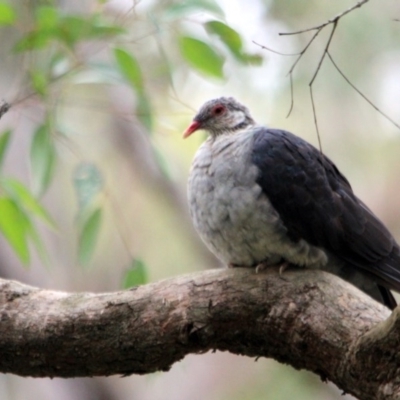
(327, 52, 400, 130)
(286, 73, 294, 118)
(280, 0, 370, 36)
(310, 86, 322, 150)
(287, 29, 322, 76)
(252, 41, 301, 56)
(307, 22, 338, 152)
(286, 29, 322, 117)
(309, 21, 338, 87)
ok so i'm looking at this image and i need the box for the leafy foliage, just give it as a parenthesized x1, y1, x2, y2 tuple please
(0, 0, 260, 271)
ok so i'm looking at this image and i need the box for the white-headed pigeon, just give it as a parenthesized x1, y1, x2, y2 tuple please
(184, 97, 400, 309)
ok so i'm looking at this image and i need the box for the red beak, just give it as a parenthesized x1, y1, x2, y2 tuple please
(183, 120, 201, 139)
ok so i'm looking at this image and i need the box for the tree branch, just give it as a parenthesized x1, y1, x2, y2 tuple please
(0, 268, 398, 399)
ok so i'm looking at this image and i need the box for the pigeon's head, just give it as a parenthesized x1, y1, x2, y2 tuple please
(183, 97, 255, 138)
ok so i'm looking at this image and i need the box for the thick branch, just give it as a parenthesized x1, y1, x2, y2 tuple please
(0, 268, 398, 400)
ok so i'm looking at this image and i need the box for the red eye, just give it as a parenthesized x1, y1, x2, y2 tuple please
(212, 105, 225, 116)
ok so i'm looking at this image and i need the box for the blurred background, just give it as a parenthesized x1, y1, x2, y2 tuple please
(0, 0, 399, 399)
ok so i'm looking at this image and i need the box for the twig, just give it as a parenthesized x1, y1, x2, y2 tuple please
(309, 21, 338, 87)
(280, 0, 370, 36)
(310, 86, 322, 150)
(252, 41, 301, 56)
(286, 73, 294, 118)
(327, 52, 400, 130)
(306, 22, 337, 152)
(286, 29, 322, 117)
(277, 0, 371, 135)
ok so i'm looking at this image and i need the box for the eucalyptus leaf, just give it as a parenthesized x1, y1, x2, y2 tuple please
(179, 36, 224, 78)
(205, 20, 262, 65)
(164, 0, 224, 19)
(30, 69, 48, 97)
(78, 207, 102, 266)
(1, 177, 56, 229)
(73, 162, 103, 214)
(0, 130, 11, 170)
(114, 47, 144, 93)
(30, 123, 56, 196)
(0, 197, 30, 264)
(123, 258, 148, 288)
(0, 2, 16, 25)
(36, 6, 59, 30)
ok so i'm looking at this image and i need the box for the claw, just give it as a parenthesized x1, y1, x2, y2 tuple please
(279, 261, 290, 276)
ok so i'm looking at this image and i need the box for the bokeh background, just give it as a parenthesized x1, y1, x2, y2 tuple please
(0, 0, 399, 399)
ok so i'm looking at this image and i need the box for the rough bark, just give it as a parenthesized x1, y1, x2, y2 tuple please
(0, 267, 398, 400)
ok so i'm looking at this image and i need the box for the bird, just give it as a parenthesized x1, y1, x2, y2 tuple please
(184, 96, 400, 310)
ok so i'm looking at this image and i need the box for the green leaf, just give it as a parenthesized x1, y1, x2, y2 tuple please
(114, 48, 153, 132)
(25, 216, 49, 265)
(1, 177, 56, 229)
(179, 36, 224, 78)
(73, 162, 103, 213)
(0, 197, 30, 264)
(36, 6, 59, 30)
(30, 69, 48, 97)
(137, 94, 153, 132)
(14, 31, 51, 52)
(205, 20, 263, 65)
(164, 0, 224, 19)
(78, 208, 102, 266)
(123, 258, 148, 288)
(30, 123, 56, 196)
(55, 15, 123, 48)
(152, 144, 171, 180)
(0, 130, 11, 170)
(205, 21, 242, 55)
(0, 2, 16, 25)
(114, 47, 144, 93)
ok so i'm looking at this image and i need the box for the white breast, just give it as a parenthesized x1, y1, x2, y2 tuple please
(187, 129, 328, 268)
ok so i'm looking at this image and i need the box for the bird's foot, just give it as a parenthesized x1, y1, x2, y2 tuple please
(279, 261, 290, 276)
(254, 260, 291, 280)
(255, 261, 270, 274)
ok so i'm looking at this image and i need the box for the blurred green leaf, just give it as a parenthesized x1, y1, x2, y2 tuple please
(1, 177, 56, 229)
(114, 47, 144, 93)
(0, 2, 16, 25)
(0, 130, 11, 170)
(205, 20, 262, 65)
(114, 47, 153, 131)
(30, 123, 56, 196)
(36, 6, 59, 30)
(123, 258, 148, 288)
(137, 94, 153, 132)
(56, 15, 123, 48)
(78, 207, 102, 266)
(73, 162, 103, 214)
(14, 31, 51, 52)
(152, 144, 171, 180)
(30, 69, 48, 97)
(15, 12, 124, 51)
(164, 0, 224, 19)
(179, 36, 224, 78)
(23, 214, 49, 265)
(0, 197, 30, 264)
(205, 21, 242, 55)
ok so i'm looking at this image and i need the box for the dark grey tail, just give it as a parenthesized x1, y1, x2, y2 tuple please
(322, 257, 397, 310)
